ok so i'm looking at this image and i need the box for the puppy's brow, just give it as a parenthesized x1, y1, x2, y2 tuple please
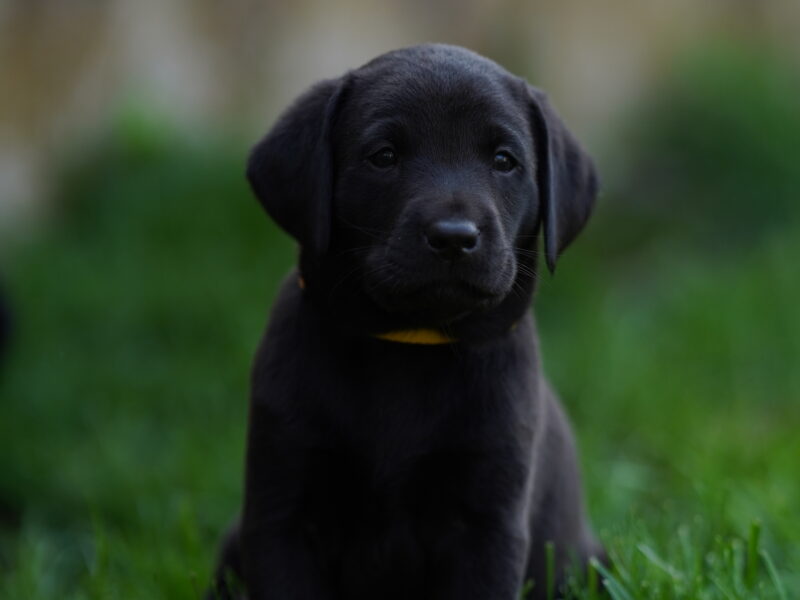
(485, 123, 527, 153)
(359, 120, 407, 149)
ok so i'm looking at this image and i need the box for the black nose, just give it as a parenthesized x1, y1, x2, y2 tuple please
(425, 219, 480, 259)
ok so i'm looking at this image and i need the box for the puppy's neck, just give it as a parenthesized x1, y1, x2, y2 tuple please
(296, 263, 537, 346)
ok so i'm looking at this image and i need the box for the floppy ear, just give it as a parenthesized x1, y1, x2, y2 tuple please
(527, 86, 598, 273)
(246, 76, 348, 256)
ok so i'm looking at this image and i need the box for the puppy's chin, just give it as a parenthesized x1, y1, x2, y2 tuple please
(363, 260, 516, 323)
(369, 282, 504, 320)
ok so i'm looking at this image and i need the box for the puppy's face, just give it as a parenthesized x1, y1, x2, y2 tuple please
(331, 55, 536, 318)
(248, 45, 597, 326)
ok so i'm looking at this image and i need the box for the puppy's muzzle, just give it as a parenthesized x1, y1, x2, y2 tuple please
(424, 218, 481, 260)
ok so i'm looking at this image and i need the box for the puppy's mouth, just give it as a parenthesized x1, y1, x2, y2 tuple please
(362, 257, 515, 320)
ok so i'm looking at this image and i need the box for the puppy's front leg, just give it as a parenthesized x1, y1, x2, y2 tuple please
(434, 518, 528, 600)
(241, 409, 333, 600)
(239, 525, 333, 600)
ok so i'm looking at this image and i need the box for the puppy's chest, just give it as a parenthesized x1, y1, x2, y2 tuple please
(301, 344, 533, 498)
(309, 378, 485, 514)
(300, 432, 494, 590)
(300, 368, 526, 548)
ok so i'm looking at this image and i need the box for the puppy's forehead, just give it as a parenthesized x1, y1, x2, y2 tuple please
(347, 45, 525, 126)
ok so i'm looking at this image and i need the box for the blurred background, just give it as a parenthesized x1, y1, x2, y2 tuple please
(1, 1, 799, 598)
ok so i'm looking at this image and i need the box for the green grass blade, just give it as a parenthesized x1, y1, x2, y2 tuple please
(637, 543, 684, 583)
(710, 575, 739, 600)
(592, 560, 633, 600)
(519, 579, 534, 600)
(587, 558, 600, 600)
(746, 520, 761, 588)
(545, 541, 555, 600)
(760, 548, 788, 600)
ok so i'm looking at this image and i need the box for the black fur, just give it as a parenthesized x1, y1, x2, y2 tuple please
(210, 44, 603, 600)
(0, 283, 9, 366)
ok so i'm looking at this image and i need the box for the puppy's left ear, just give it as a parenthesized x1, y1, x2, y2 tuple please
(526, 86, 598, 273)
(247, 76, 349, 257)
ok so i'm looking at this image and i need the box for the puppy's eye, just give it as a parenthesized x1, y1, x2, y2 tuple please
(493, 151, 517, 173)
(369, 147, 397, 168)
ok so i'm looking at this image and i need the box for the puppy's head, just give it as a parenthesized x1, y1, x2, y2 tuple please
(248, 45, 597, 326)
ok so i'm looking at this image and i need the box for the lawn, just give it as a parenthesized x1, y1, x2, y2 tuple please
(1, 47, 799, 597)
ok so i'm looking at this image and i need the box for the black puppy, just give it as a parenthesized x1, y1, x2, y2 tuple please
(211, 44, 603, 600)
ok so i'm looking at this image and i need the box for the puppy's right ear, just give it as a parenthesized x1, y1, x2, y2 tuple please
(247, 76, 348, 256)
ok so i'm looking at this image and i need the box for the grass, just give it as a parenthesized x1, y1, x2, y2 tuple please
(1, 91, 799, 597)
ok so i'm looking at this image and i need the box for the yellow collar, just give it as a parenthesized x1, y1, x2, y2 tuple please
(372, 328, 457, 345)
(298, 275, 457, 345)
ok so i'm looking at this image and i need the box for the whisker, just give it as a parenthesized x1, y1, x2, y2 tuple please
(360, 262, 400, 294)
(335, 215, 391, 241)
(512, 246, 540, 258)
(331, 245, 374, 259)
(327, 263, 369, 299)
(515, 263, 538, 281)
